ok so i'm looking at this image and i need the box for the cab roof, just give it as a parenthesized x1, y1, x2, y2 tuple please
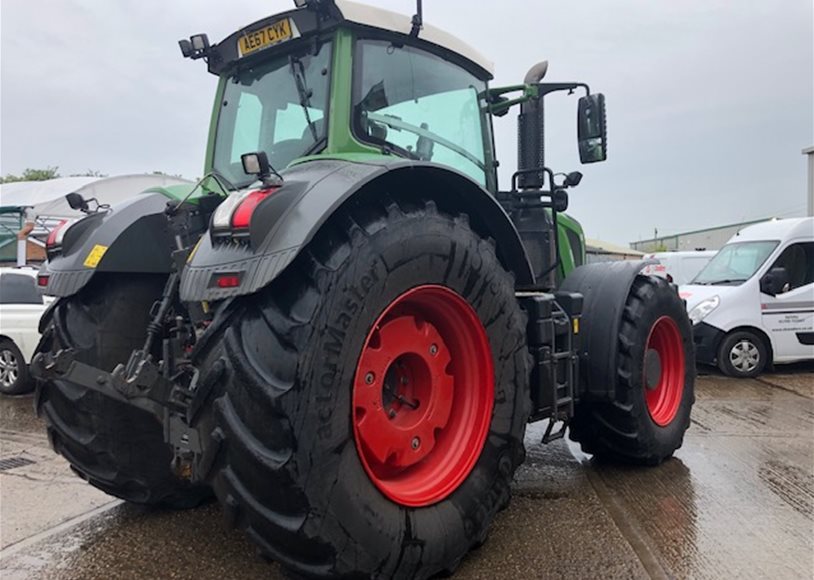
(208, 0, 494, 79)
(729, 217, 814, 243)
(334, 1, 494, 76)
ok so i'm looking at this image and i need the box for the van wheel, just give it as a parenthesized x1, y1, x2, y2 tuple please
(0, 339, 31, 395)
(717, 330, 767, 378)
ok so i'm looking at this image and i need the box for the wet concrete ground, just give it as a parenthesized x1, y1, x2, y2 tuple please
(1, 367, 812, 579)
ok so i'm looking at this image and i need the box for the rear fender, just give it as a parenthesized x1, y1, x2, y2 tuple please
(40, 193, 174, 297)
(559, 260, 655, 400)
(180, 159, 534, 302)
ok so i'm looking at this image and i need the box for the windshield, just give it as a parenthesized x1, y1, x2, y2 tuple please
(353, 40, 489, 185)
(692, 241, 779, 285)
(212, 41, 331, 188)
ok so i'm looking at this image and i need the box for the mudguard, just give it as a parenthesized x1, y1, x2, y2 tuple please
(180, 158, 534, 302)
(559, 259, 655, 400)
(39, 193, 175, 296)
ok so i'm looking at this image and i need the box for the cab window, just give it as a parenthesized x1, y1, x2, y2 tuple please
(213, 41, 331, 187)
(767, 242, 814, 292)
(353, 40, 489, 186)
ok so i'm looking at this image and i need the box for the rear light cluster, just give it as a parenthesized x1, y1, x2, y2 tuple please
(46, 219, 77, 251)
(212, 188, 278, 238)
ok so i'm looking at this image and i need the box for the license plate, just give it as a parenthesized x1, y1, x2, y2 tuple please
(238, 19, 293, 57)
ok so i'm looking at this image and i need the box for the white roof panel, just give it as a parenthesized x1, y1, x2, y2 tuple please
(334, 0, 494, 76)
(728, 217, 814, 243)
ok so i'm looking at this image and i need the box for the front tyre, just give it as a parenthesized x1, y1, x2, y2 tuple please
(199, 199, 530, 578)
(717, 330, 767, 378)
(569, 276, 695, 465)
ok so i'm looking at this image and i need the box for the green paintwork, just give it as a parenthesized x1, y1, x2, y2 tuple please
(204, 78, 227, 176)
(323, 29, 382, 158)
(143, 183, 197, 201)
(556, 212, 585, 278)
(486, 84, 537, 116)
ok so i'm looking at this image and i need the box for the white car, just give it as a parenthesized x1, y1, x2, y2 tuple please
(641, 250, 716, 285)
(0, 267, 51, 394)
(680, 218, 814, 378)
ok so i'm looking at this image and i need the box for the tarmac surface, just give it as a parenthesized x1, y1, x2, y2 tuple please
(1, 366, 812, 579)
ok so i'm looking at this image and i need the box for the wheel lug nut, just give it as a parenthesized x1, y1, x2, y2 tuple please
(411, 437, 420, 449)
(365, 372, 375, 384)
(429, 344, 438, 356)
(401, 376, 409, 385)
(388, 409, 396, 418)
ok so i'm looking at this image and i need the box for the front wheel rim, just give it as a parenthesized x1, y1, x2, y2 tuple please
(730, 340, 760, 372)
(352, 285, 494, 507)
(0, 349, 19, 387)
(643, 316, 685, 426)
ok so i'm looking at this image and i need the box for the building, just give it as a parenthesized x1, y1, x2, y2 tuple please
(629, 218, 774, 253)
(586, 238, 645, 263)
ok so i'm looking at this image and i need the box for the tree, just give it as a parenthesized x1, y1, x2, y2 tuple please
(0, 166, 60, 183)
(70, 169, 107, 178)
(152, 170, 184, 178)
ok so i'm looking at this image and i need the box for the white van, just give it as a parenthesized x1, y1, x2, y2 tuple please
(679, 217, 814, 378)
(642, 251, 717, 285)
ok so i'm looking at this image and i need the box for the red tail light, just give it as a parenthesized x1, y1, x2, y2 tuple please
(211, 187, 278, 236)
(46, 220, 69, 248)
(231, 190, 273, 230)
(215, 274, 241, 288)
(37, 274, 50, 287)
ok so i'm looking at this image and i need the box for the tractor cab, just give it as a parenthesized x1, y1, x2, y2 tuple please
(188, 0, 498, 190)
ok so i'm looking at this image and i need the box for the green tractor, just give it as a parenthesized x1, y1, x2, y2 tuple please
(32, 1, 694, 577)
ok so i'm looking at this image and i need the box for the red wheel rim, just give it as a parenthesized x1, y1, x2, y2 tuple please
(644, 316, 685, 426)
(352, 285, 494, 507)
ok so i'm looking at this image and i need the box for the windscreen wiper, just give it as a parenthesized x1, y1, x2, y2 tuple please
(289, 55, 318, 143)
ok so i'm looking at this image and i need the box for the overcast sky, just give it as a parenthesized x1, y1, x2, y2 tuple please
(1, 1, 812, 245)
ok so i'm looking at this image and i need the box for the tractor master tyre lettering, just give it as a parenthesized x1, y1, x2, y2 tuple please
(36, 275, 210, 507)
(197, 198, 531, 578)
(0, 338, 32, 395)
(569, 275, 695, 465)
(717, 330, 767, 378)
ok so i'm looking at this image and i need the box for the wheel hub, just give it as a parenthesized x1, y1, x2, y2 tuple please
(730, 340, 759, 372)
(355, 317, 453, 469)
(644, 349, 662, 390)
(352, 285, 493, 507)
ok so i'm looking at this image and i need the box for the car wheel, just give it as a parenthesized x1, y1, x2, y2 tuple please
(0, 338, 32, 395)
(717, 330, 767, 378)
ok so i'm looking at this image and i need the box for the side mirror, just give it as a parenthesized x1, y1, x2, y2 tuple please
(577, 93, 607, 164)
(760, 267, 789, 296)
(66, 192, 89, 212)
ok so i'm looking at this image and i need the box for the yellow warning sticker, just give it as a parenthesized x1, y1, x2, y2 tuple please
(83, 244, 109, 268)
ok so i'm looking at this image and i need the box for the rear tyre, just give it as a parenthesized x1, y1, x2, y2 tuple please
(569, 276, 695, 465)
(36, 275, 210, 507)
(717, 330, 767, 378)
(197, 199, 530, 578)
(0, 339, 32, 395)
